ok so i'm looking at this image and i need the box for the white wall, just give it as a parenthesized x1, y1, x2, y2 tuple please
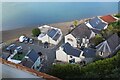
(56, 49, 68, 62)
(32, 57, 41, 70)
(65, 34, 77, 47)
(89, 31, 95, 39)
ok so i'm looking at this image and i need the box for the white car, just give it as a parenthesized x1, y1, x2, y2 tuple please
(19, 36, 26, 42)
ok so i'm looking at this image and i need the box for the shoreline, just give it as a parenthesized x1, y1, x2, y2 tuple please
(2, 18, 89, 42)
(2, 13, 117, 42)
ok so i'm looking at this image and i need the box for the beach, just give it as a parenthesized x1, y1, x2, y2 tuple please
(2, 18, 88, 42)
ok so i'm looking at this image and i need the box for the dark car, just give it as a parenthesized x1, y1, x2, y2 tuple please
(29, 39, 33, 44)
(14, 46, 22, 53)
(6, 44, 16, 51)
(24, 37, 29, 43)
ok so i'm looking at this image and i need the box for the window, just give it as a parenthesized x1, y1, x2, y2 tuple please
(70, 56, 72, 58)
(67, 38, 73, 42)
(99, 51, 103, 56)
(69, 58, 75, 63)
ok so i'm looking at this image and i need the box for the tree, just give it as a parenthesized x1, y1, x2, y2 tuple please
(73, 20, 78, 27)
(32, 28, 41, 37)
(91, 34, 104, 46)
(114, 14, 120, 18)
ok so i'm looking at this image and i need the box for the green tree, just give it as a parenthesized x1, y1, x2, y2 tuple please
(91, 34, 104, 46)
(114, 14, 120, 18)
(73, 20, 78, 27)
(32, 28, 41, 37)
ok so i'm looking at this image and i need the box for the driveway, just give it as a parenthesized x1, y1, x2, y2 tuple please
(2, 38, 64, 73)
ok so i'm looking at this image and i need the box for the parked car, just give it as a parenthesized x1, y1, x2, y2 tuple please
(29, 39, 33, 44)
(24, 37, 29, 43)
(6, 44, 16, 51)
(14, 46, 22, 53)
(19, 36, 26, 42)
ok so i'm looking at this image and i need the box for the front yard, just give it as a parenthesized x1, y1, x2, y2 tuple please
(11, 52, 26, 61)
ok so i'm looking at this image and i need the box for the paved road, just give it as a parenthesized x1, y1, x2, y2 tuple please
(1, 63, 44, 79)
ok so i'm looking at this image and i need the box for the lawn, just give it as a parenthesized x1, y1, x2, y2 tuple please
(12, 53, 26, 61)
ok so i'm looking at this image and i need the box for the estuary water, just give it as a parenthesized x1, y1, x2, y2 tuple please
(2, 2, 118, 31)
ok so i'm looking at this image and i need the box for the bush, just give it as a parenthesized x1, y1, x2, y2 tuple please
(114, 14, 120, 18)
(73, 20, 78, 27)
(90, 34, 104, 46)
(32, 28, 41, 37)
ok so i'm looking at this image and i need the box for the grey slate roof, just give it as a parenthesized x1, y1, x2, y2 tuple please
(89, 17, 107, 30)
(96, 33, 120, 57)
(71, 23, 92, 39)
(83, 48, 96, 58)
(107, 33, 120, 53)
(21, 58, 34, 68)
(62, 42, 82, 57)
(47, 29, 61, 41)
(26, 49, 39, 63)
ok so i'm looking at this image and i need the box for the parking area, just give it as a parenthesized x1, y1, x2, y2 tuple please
(1, 37, 64, 72)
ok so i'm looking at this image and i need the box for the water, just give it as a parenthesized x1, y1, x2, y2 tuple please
(2, 2, 118, 31)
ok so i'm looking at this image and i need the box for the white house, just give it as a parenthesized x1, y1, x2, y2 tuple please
(21, 49, 41, 71)
(85, 16, 108, 30)
(65, 23, 95, 48)
(38, 25, 63, 45)
(56, 42, 97, 64)
(56, 42, 84, 63)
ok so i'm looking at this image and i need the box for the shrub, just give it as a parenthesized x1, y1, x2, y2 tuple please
(90, 34, 104, 46)
(32, 28, 41, 37)
(114, 14, 120, 18)
(73, 20, 78, 27)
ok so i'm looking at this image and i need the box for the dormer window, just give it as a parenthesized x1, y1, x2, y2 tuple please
(99, 51, 103, 56)
(67, 38, 73, 42)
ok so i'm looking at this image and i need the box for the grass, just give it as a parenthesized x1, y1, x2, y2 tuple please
(12, 53, 25, 61)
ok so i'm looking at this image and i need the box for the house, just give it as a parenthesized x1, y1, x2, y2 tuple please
(38, 25, 63, 45)
(21, 49, 41, 70)
(85, 17, 108, 30)
(100, 15, 118, 23)
(82, 48, 96, 64)
(65, 23, 95, 48)
(96, 33, 120, 58)
(56, 42, 84, 63)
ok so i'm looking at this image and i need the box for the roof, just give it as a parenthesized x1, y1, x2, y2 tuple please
(71, 23, 92, 39)
(89, 17, 107, 30)
(2, 53, 10, 60)
(100, 15, 117, 23)
(107, 33, 120, 53)
(26, 49, 39, 62)
(96, 33, 120, 57)
(21, 58, 34, 68)
(83, 48, 96, 58)
(62, 42, 82, 57)
(47, 29, 61, 41)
